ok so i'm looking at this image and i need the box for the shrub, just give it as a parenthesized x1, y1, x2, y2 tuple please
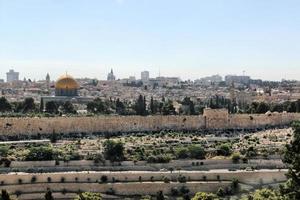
(232, 178, 239, 191)
(217, 143, 232, 156)
(100, 175, 108, 183)
(1, 158, 11, 168)
(103, 140, 125, 162)
(231, 152, 241, 163)
(163, 176, 170, 183)
(180, 186, 190, 194)
(31, 176, 37, 183)
(61, 188, 67, 195)
(74, 192, 102, 200)
(177, 175, 187, 183)
(106, 188, 115, 195)
(15, 190, 22, 197)
(242, 157, 248, 163)
(217, 187, 225, 197)
(192, 192, 217, 200)
(25, 146, 58, 161)
(171, 187, 179, 196)
(188, 145, 206, 159)
(175, 147, 189, 159)
(61, 177, 65, 183)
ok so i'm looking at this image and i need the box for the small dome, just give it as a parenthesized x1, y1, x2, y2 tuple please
(55, 74, 79, 89)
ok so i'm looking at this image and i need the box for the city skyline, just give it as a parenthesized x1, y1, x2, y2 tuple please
(0, 67, 295, 82)
(1, 0, 300, 81)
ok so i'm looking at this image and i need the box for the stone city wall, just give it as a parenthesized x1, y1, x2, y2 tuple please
(204, 109, 300, 129)
(0, 115, 205, 137)
(0, 109, 300, 136)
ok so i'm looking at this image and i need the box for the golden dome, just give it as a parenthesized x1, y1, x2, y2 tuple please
(55, 74, 79, 89)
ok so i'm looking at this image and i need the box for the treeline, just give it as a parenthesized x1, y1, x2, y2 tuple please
(205, 95, 300, 114)
(1, 96, 300, 116)
(0, 97, 76, 116)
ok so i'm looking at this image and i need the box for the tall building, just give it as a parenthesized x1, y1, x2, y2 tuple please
(225, 75, 250, 85)
(107, 69, 116, 81)
(6, 69, 19, 83)
(141, 71, 150, 83)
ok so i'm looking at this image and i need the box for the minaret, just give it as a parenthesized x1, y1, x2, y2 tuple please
(46, 73, 50, 91)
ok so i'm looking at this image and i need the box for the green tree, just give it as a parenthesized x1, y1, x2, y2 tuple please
(280, 121, 300, 199)
(192, 192, 218, 200)
(150, 96, 158, 114)
(103, 140, 125, 162)
(162, 100, 176, 115)
(74, 192, 102, 200)
(134, 95, 147, 116)
(182, 97, 195, 115)
(115, 98, 126, 115)
(61, 101, 76, 114)
(22, 97, 36, 113)
(0, 97, 12, 112)
(25, 146, 58, 161)
(217, 144, 232, 156)
(175, 147, 189, 159)
(188, 145, 206, 159)
(45, 101, 59, 114)
(256, 102, 270, 114)
(296, 99, 300, 113)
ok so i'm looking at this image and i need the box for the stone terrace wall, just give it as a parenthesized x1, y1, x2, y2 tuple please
(0, 110, 300, 136)
(0, 170, 286, 187)
(0, 170, 287, 199)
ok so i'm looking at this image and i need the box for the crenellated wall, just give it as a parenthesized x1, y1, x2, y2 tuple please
(0, 109, 299, 136)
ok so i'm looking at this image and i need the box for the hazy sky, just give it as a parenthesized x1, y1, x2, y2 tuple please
(0, 0, 300, 81)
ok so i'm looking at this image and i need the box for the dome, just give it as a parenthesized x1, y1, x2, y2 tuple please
(55, 74, 79, 90)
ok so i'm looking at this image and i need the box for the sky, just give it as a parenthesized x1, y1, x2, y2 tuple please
(0, 0, 300, 81)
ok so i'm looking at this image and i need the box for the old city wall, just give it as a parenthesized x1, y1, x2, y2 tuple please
(203, 109, 300, 129)
(0, 110, 300, 136)
(0, 115, 205, 136)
